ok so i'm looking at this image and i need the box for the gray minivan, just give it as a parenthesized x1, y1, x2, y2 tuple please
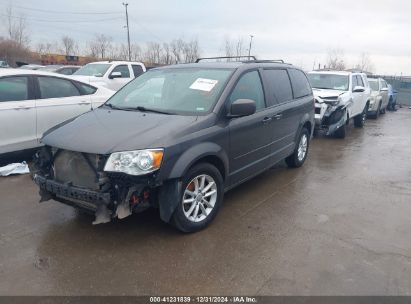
(32, 58, 314, 232)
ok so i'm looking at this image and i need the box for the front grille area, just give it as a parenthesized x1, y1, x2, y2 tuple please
(53, 150, 102, 190)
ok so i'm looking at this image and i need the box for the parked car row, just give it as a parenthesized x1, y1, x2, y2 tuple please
(307, 71, 395, 138)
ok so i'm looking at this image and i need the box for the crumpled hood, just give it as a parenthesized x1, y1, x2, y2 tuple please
(42, 108, 201, 154)
(312, 88, 346, 100)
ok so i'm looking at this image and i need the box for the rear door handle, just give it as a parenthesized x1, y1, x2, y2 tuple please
(262, 117, 272, 124)
(77, 101, 89, 105)
(273, 113, 283, 120)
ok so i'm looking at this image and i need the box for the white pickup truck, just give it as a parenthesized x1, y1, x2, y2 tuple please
(307, 71, 371, 138)
(70, 61, 146, 91)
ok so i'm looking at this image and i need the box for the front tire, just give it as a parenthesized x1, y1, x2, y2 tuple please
(334, 124, 346, 139)
(286, 127, 310, 168)
(354, 105, 367, 127)
(171, 163, 224, 233)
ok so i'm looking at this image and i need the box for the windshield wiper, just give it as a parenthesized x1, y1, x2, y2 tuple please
(136, 106, 173, 115)
(103, 103, 134, 111)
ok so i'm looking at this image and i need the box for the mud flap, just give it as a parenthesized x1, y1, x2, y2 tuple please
(158, 179, 182, 223)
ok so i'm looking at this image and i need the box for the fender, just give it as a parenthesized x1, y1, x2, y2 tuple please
(294, 112, 314, 144)
(158, 142, 229, 223)
(167, 142, 229, 180)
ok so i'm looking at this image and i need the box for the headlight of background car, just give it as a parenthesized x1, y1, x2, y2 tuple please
(104, 149, 164, 176)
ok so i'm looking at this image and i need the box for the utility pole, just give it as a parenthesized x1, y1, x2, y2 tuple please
(123, 2, 131, 61)
(248, 35, 254, 59)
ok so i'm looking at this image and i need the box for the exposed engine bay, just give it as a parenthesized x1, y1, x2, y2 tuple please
(314, 93, 349, 135)
(31, 147, 159, 225)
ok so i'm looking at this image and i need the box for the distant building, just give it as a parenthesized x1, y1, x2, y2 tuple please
(37, 53, 95, 66)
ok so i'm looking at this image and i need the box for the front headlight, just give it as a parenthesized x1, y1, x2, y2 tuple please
(104, 149, 164, 176)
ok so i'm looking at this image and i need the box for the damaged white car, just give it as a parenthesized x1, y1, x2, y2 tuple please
(307, 71, 371, 138)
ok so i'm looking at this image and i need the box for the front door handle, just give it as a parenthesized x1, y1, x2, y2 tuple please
(77, 101, 89, 105)
(262, 117, 272, 124)
(273, 113, 283, 120)
(15, 106, 30, 110)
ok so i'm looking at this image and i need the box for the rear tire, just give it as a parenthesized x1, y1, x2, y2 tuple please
(354, 105, 367, 127)
(286, 127, 310, 168)
(171, 163, 223, 233)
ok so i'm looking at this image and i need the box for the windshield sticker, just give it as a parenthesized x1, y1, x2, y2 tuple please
(190, 78, 218, 92)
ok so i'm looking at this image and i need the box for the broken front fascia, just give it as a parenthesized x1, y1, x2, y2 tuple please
(31, 147, 159, 225)
(315, 97, 348, 135)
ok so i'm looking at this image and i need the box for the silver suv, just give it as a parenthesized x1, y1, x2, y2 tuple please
(367, 77, 389, 118)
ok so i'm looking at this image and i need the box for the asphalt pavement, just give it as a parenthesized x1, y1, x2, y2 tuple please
(0, 109, 410, 296)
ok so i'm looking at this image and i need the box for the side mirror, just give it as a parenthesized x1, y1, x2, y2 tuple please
(109, 71, 122, 79)
(228, 99, 256, 117)
(380, 87, 388, 92)
(353, 86, 365, 93)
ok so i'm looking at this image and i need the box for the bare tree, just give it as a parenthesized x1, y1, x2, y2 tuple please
(61, 35, 77, 56)
(355, 52, 374, 73)
(223, 37, 245, 60)
(0, 38, 33, 67)
(162, 42, 172, 65)
(4, 4, 30, 47)
(144, 42, 162, 64)
(326, 48, 346, 70)
(89, 34, 112, 59)
(223, 37, 234, 58)
(170, 39, 185, 64)
(182, 39, 199, 63)
(234, 37, 245, 57)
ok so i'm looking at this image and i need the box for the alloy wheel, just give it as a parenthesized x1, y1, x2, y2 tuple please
(297, 134, 308, 162)
(182, 174, 218, 223)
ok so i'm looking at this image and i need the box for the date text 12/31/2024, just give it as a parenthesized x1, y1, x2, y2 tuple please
(150, 296, 258, 303)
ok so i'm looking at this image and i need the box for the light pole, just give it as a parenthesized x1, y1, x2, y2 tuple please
(123, 2, 131, 61)
(248, 35, 254, 59)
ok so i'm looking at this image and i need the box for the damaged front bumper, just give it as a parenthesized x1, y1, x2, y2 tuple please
(32, 147, 160, 225)
(315, 102, 347, 136)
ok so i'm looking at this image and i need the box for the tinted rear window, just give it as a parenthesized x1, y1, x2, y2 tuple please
(262, 69, 293, 105)
(289, 69, 312, 98)
(132, 65, 144, 78)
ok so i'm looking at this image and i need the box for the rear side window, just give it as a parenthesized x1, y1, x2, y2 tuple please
(75, 82, 97, 95)
(38, 77, 81, 99)
(0, 76, 28, 102)
(132, 65, 144, 78)
(229, 71, 265, 111)
(59, 68, 74, 75)
(289, 69, 311, 98)
(111, 65, 130, 78)
(262, 69, 293, 105)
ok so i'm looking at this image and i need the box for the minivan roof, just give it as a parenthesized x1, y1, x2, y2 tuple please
(158, 61, 295, 70)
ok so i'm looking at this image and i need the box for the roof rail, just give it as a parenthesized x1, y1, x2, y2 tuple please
(246, 59, 286, 64)
(195, 56, 257, 63)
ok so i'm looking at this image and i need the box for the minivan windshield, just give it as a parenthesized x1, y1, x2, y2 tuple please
(105, 68, 234, 115)
(73, 63, 111, 77)
(308, 73, 349, 91)
(368, 79, 379, 91)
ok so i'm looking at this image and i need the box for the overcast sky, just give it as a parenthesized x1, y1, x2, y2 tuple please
(1, 0, 410, 75)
